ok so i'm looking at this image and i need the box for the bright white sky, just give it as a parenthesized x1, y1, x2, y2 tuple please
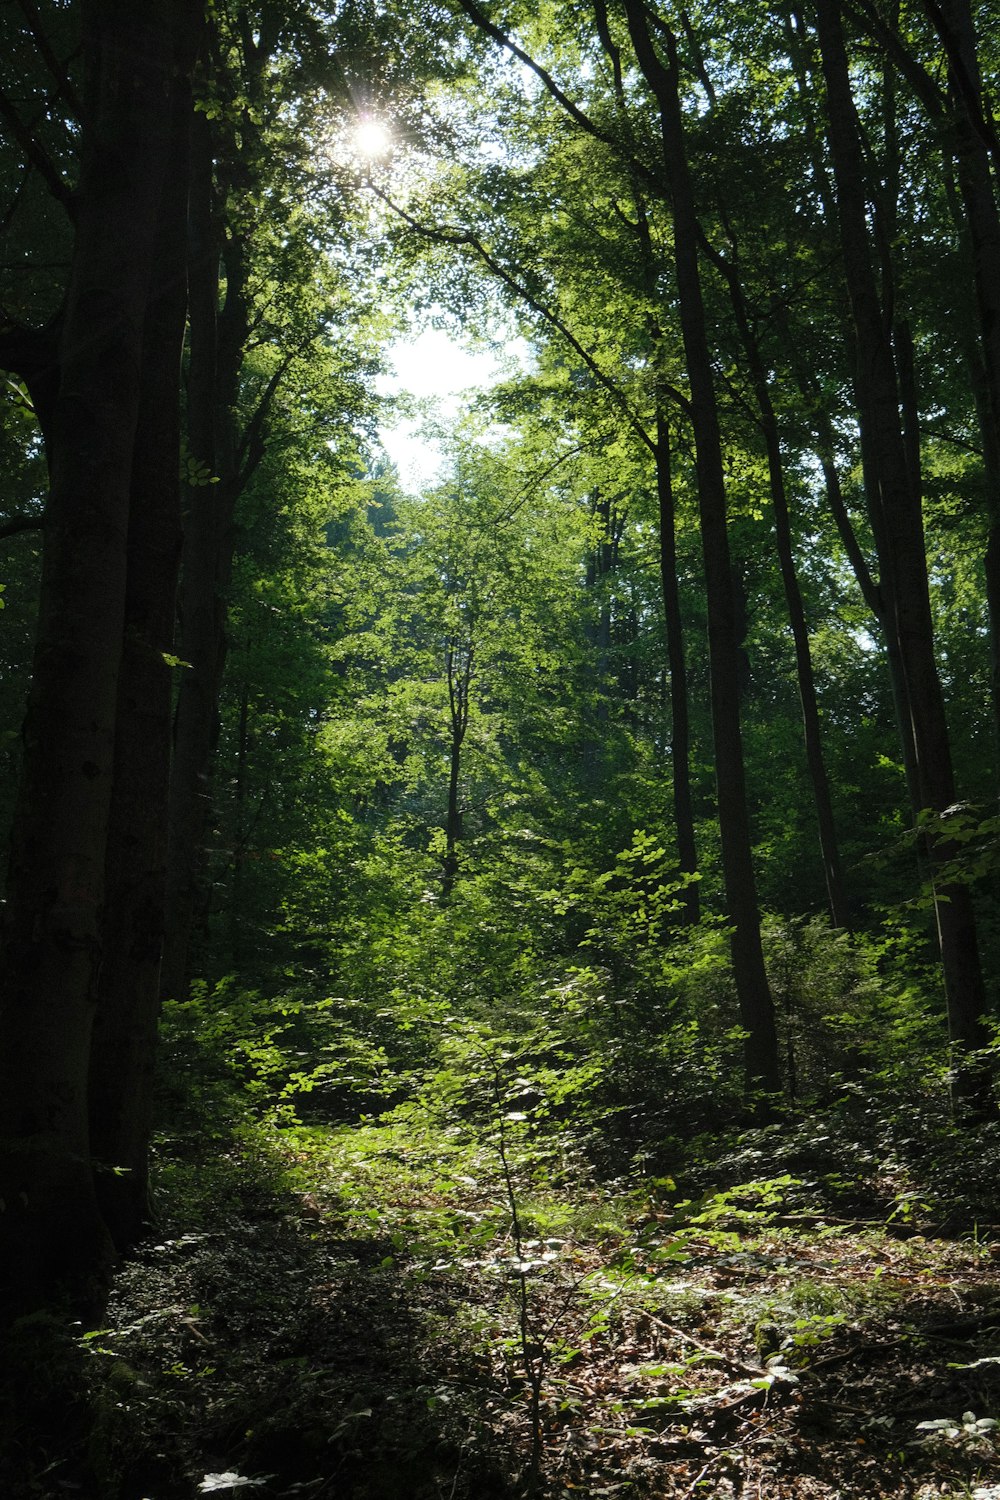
(375, 325, 528, 490)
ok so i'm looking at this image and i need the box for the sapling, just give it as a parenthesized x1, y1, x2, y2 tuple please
(476, 1040, 547, 1494)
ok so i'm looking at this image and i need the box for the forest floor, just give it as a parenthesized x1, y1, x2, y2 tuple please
(9, 1108, 1000, 1499)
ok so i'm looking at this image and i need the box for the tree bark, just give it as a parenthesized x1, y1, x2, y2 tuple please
(842, 0, 1000, 775)
(935, 0, 1000, 776)
(160, 110, 249, 1003)
(87, 32, 195, 1253)
(586, 8, 701, 919)
(620, 0, 781, 1100)
(715, 235, 850, 927)
(0, 0, 185, 1309)
(815, 0, 993, 1115)
(655, 414, 700, 923)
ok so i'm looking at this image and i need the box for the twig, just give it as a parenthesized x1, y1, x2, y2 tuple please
(644, 1311, 765, 1380)
(679, 1459, 715, 1499)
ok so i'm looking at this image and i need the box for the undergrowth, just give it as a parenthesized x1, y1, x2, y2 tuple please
(6, 1081, 1000, 1499)
(8, 924, 1000, 1499)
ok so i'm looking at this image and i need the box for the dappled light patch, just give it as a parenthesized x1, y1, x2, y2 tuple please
(20, 1110, 992, 1499)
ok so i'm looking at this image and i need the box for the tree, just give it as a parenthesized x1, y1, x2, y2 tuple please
(613, 0, 781, 1097)
(159, 0, 460, 1002)
(0, 0, 201, 1305)
(813, 0, 993, 1112)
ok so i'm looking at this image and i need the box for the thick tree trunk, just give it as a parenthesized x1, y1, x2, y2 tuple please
(0, 1, 182, 1308)
(936, 0, 1000, 775)
(815, 0, 993, 1114)
(621, 0, 781, 1100)
(87, 48, 194, 1253)
(839, 0, 1000, 773)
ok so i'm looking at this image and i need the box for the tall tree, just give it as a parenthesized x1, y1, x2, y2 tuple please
(705, 219, 850, 928)
(87, 41, 196, 1250)
(0, 0, 200, 1305)
(616, 0, 780, 1096)
(813, 0, 993, 1111)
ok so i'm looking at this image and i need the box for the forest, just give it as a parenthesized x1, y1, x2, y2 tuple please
(2, 0, 1000, 1495)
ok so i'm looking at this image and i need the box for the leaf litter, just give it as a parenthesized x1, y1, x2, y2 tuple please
(59, 1116, 1000, 1499)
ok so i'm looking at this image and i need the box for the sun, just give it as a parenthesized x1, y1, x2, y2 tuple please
(354, 118, 393, 159)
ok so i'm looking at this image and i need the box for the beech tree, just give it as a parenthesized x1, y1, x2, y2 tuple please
(0, 0, 201, 1303)
(432, 0, 784, 1095)
(812, 0, 992, 1110)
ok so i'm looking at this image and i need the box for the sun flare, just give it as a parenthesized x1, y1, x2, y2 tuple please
(354, 118, 393, 159)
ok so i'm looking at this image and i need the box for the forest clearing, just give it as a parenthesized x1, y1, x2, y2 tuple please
(4, 0, 1000, 1495)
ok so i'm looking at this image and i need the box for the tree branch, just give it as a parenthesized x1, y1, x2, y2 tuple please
(14, 0, 84, 119)
(843, 0, 947, 124)
(0, 87, 74, 212)
(236, 347, 299, 489)
(919, 0, 1000, 169)
(455, 0, 663, 196)
(368, 179, 683, 455)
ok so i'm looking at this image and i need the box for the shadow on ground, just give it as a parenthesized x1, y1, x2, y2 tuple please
(0, 1166, 518, 1499)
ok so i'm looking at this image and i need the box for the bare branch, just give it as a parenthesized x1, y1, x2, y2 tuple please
(0, 87, 73, 212)
(14, 0, 84, 118)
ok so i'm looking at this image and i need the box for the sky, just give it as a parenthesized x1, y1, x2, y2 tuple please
(375, 324, 527, 490)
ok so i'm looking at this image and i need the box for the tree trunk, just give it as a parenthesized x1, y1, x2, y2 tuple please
(228, 670, 252, 964)
(935, 0, 1000, 776)
(0, 1, 184, 1309)
(839, 0, 1000, 775)
(441, 639, 471, 903)
(581, 491, 617, 786)
(654, 414, 700, 923)
(621, 0, 781, 1100)
(87, 40, 194, 1253)
(815, 0, 993, 1115)
(588, 10, 700, 919)
(717, 242, 849, 927)
(160, 114, 249, 1003)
